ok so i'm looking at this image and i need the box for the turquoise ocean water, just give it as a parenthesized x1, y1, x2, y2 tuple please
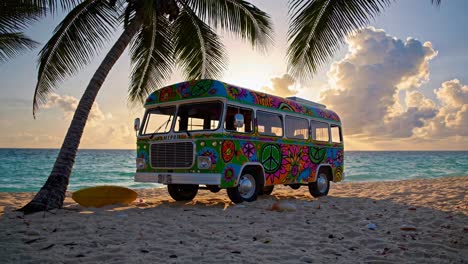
(0, 149, 467, 192)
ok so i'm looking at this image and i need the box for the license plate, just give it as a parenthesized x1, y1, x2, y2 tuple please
(158, 174, 172, 184)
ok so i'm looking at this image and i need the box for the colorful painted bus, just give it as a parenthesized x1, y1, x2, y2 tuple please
(134, 79, 344, 203)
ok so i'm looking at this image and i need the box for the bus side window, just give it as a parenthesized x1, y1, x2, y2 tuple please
(257, 111, 283, 137)
(285, 116, 309, 140)
(311, 120, 329, 142)
(331, 124, 342, 143)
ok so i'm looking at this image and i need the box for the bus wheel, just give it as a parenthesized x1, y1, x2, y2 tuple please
(308, 172, 330, 198)
(259, 185, 274, 195)
(227, 174, 258, 203)
(168, 184, 198, 201)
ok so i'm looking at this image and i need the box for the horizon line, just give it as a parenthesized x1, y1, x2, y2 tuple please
(1, 147, 467, 152)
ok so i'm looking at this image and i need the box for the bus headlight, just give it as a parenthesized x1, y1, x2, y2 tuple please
(136, 158, 146, 169)
(197, 156, 211, 169)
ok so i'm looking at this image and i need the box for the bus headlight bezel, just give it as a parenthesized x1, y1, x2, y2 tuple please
(197, 156, 212, 169)
(136, 158, 146, 169)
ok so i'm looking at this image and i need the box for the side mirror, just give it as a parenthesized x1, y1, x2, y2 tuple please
(134, 118, 140, 132)
(234, 113, 244, 129)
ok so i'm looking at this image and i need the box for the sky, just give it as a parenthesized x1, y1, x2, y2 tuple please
(0, 0, 467, 150)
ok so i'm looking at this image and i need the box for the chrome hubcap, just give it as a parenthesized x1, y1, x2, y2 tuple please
(238, 174, 256, 199)
(317, 174, 328, 193)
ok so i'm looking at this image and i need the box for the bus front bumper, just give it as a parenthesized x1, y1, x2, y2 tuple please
(135, 172, 221, 185)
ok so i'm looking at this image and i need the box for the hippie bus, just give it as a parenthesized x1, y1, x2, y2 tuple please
(134, 79, 344, 204)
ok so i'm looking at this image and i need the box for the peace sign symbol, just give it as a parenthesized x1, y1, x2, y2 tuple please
(261, 144, 281, 173)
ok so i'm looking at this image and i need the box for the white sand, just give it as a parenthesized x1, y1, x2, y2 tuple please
(0, 176, 467, 263)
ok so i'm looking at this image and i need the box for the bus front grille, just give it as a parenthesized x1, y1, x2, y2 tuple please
(150, 142, 194, 168)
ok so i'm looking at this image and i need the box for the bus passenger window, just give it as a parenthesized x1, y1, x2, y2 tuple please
(331, 125, 342, 143)
(225, 106, 253, 133)
(175, 101, 222, 132)
(311, 121, 329, 142)
(257, 111, 283, 137)
(286, 116, 309, 139)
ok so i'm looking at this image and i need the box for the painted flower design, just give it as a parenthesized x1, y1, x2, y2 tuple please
(159, 88, 174, 102)
(223, 166, 235, 183)
(221, 140, 235, 162)
(241, 142, 256, 159)
(227, 86, 247, 99)
(177, 83, 191, 98)
(282, 145, 307, 182)
(336, 149, 344, 164)
(265, 167, 287, 185)
(326, 157, 336, 168)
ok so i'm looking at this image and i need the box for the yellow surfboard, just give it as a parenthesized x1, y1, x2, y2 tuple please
(72, 186, 138, 208)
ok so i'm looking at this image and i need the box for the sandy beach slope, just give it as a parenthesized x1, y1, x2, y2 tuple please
(0, 176, 467, 263)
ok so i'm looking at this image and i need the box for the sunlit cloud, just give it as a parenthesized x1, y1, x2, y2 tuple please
(262, 74, 298, 97)
(43, 93, 111, 125)
(4, 93, 133, 148)
(319, 27, 467, 148)
(321, 27, 437, 137)
(414, 79, 468, 138)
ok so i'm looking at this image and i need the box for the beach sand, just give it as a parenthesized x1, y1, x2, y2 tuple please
(0, 176, 467, 263)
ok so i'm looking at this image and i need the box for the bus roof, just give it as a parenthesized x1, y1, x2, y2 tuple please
(144, 79, 341, 123)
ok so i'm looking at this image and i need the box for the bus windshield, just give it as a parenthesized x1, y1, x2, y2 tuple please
(174, 101, 223, 132)
(140, 106, 176, 136)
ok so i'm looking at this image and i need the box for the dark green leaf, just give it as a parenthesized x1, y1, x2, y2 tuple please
(186, 0, 273, 49)
(0, 32, 39, 62)
(287, 0, 392, 80)
(129, 13, 174, 104)
(173, 8, 226, 80)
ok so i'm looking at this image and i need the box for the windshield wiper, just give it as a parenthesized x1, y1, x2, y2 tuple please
(149, 116, 172, 139)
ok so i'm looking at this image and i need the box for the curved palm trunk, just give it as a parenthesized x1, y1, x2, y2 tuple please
(19, 20, 142, 214)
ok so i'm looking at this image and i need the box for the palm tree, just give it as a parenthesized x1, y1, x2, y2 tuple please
(19, 0, 272, 214)
(287, 0, 441, 80)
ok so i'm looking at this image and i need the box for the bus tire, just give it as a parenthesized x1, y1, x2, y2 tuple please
(167, 184, 198, 201)
(259, 185, 274, 195)
(308, 172, 330, 198)
(227, 174, 258, 203)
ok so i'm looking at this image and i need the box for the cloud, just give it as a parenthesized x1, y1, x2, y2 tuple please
(320, 27, 439, 138)
(316, 27, 467, 149)
(44, 93, 109, 124)
(414, 79, 468, 138)
(262, 74, 298, 97)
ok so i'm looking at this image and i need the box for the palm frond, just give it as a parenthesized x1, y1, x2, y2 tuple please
(129, 13, 174, 104)
(33, 0, 119, 117)
(173, 8, 226, 80)
(287, 0, 392, 80)
(0, 0, 46, 33)
(0, 32, 39, 63)
(30, 0, 81, 14)
(186, 0, 273, 50)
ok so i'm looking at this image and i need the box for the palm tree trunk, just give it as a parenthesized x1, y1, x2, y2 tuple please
(19, 19, 142, 214)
